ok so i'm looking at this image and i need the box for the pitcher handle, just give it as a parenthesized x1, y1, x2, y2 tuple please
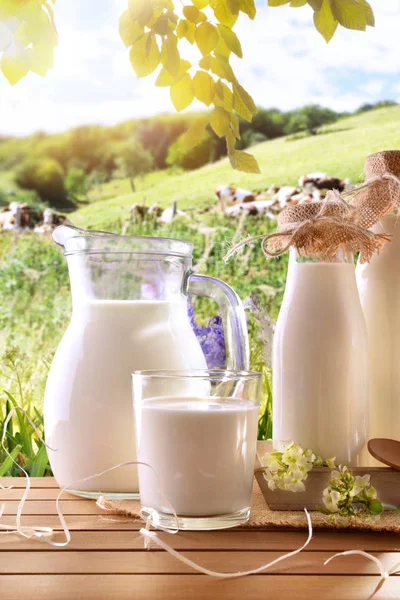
(185, 273, 249, 371)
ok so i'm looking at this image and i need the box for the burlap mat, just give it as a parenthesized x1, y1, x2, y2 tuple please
(98, 479, 400, 533)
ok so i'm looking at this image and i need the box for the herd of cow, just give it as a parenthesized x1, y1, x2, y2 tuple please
(0, 172, 354, 233)
(0, 202, 67, 233)
(215, 172, 354, 218)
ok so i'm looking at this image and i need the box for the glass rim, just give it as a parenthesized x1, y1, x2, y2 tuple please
(131, 369, 262, 381)
(60, 232, 193, 259)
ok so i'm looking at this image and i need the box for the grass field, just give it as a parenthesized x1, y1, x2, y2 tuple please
(75, 106, 400, 230)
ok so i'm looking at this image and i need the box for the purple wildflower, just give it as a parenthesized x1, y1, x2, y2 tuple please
(187, 297, 227, 369)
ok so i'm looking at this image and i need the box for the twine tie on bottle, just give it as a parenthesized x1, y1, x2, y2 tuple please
(224, 190, 390, 264)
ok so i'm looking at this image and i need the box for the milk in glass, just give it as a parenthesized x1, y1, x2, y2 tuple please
(136, 396, 259, 517)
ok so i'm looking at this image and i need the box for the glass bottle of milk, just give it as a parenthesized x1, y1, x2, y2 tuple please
(356, 215, 400, 456)
(273, 248, 368, 465)
(352, 151, 400, 460)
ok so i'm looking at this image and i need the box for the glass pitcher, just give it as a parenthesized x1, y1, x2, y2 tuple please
(44, 226, 249, 499)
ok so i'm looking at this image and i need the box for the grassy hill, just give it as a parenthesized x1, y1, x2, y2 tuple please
(74, 105, 400, 231)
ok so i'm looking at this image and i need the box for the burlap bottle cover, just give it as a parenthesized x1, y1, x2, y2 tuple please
(224, 190, 390, 264)
(345, 150, 400, 229)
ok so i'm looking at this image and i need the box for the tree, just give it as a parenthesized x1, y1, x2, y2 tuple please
(14, 157, 73, 209)
(65, 167, 89, 201)
(284, 105, 338, 135)
(116, 138, 154, 191)
(0, 0, 376, 173)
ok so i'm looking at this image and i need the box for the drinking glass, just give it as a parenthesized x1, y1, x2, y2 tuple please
(132, 370, 261, 531)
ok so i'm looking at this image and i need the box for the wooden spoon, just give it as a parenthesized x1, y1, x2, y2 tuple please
(368, 438, 400, 470)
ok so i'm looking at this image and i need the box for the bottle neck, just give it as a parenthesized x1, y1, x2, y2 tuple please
(289, 247, 354, 265)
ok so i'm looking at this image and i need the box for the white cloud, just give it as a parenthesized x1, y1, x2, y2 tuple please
(0, 0, 399, 135)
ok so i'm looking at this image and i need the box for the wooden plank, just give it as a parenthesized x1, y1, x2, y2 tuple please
(0, 478, 58, 488)
(1, 529, 400, 552)
(0, 515, 143, 531)
(0, 550, 399, 576)
(0, 488, 82, 501)
(0, 575, 398, 600)
(0, 501, 106, 515)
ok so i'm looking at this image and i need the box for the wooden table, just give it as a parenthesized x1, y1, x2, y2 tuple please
(1, 478, 400, 599)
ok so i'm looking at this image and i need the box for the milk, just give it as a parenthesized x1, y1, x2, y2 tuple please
(357, 215, 400, 451)
(273, 259, 368, 465)
(44, 300, 207, 496)
(136, 397, 259, 516)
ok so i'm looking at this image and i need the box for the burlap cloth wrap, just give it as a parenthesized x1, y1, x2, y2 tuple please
(263, 191, 389, 263)
(98, 479, 400, 532)
(345, 150, 400, 229)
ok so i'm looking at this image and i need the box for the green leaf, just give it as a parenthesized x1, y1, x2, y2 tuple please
(199, 54, 212, 70)
(290, 0, 308, 5)
(369, 500, 383, 515)
(209, 106, 231, 137)
(130, 32, 160, 77)
(211, 0, 239, 27)
(3, 391, 32, 458)
(195, 22, 220, 56)
(193, 0, 210, 7)
(31, 444, 49, 477)
(359, 0, 375, 26)
(193, 70, 216, 105)
(119, 10, 144, 47)
(308, 0, 323, 8)
(170, 72, 195, 111)
(155, 59, 191, 86)
(226, 129, 236, 156)
(1, 51, 30, 85)
(211, 53, 236, 83)
(217, 24, 242, 57)
(214, 35, 231, 57)
(233, 83, 256, 121)
(184, 20, 196, 43)
(233, 149, 261, 173)
(153, 13, 170, 35)
(329, 0, 369, 31)
(214, 79, 233, 112)
(268, 0, 291, 5)
(180, 117, 209, 151)
(231, 112, 240, 138)
(239, 0, 256, 19)
(183, 5, 200, 22)
(161, 34, 180, 76)
(0, 445, 22, 477)
(128, 0, 153, 26)
(314, 0, 338, 42)
(176, 19, 187, 38)
(227, 0, 240, 13)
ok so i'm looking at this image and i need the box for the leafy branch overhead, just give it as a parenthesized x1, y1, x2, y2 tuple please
(0, 0, 375, 173)
(123, 0, 374, 173)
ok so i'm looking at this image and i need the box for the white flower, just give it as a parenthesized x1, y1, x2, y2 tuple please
(323, 488, 341, 513)
(263, 470, 277, 491)
(325, 457, 336, 469)
(282, 474, 306, 492)
(352, 474, 371, 497)
(261, 454, 281, 473)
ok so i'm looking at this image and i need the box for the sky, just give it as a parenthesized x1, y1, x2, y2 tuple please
(0, 0, 399, 136)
